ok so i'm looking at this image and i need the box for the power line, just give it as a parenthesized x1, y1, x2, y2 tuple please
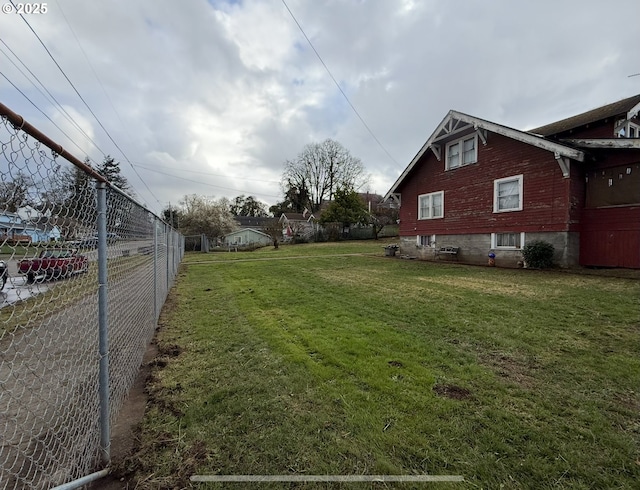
(131, 161, 281, 185)
(0, 69, 102, 161)
(134, 164, 281, 200)
(281, 0, 400, 167)
(53, 0, 158, 202)
(0, 38, 107, 157)
(12, 1, 162, 208)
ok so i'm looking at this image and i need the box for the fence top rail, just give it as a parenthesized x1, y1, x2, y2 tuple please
(0, 102, 107, 183)
(0, 102, 169, 224)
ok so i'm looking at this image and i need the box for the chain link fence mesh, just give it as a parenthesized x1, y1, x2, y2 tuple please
(0, 111, 183, 488)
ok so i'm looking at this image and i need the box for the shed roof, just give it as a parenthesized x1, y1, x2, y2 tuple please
(529, 93, 640, 136)
(225, 228, 271, 239)
(234, 216, 275, 228)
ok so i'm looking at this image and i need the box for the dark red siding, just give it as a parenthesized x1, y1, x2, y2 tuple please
(580, 207, 640, 268)
(397, 133, 572, 236)
(579, 148, 640, 268)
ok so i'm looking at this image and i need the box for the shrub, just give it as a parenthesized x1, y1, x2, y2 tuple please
(522, 240, 555, 269)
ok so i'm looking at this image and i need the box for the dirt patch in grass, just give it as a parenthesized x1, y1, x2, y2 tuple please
(90, 288, 182, 489)
(156, 343, 182, 358)
(89, 341, 158, 490)
(477, 350, 539, 389)
(432, 384, 472, 400)
(315, 267, 389, 289)
(418, 276, 546, 298)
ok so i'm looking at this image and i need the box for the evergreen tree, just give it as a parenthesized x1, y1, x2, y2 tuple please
(319, 187, 369, 228)
(96, 155, 130, 192)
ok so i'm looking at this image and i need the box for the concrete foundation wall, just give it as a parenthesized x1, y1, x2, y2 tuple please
(399, 232, 580, 268)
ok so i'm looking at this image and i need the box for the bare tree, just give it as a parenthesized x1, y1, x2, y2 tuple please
(229, 195, 269, 217)
(261, 218, 282, 249)
(282, 139, 369, 212)
(0, 172, 33, 212)
(179, 194, 237, 239)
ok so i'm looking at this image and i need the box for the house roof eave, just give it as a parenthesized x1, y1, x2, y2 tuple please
(383, 111, 585, 201)
(529, 94, 640, 136)
(560, 138, 640, 149)
(452, 111, 585, 161)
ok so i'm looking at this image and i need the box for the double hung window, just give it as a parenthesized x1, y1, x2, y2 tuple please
(418, 191, 444, 219)
(494, 175, 523, 212)
(446, 134, 477, 170)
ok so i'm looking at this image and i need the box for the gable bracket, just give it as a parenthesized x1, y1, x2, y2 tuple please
(477, 128, 488, 146)
(430, 144, 441, 161)
(389, 193, 401, 206)
(554, 153, 570, 178)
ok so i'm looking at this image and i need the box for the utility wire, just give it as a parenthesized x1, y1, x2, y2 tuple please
(131, 161, 281, 185)
(12, 1, 162, 208)
(53, 0, 158, 201)
(0, 39, 107, 157)
(0, 70, 102, 161)
(135, 165, 281, 200)
(281, 0, 400, 167)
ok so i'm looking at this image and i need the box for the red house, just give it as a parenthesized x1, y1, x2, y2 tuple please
(383, 94, 640, 268)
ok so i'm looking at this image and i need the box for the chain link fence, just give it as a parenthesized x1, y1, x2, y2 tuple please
(0, 104, 183, 489)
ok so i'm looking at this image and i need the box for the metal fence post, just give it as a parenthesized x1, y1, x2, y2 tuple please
(96, 181, 110, 466)
(154, 220, 158, 322)
(0, 103, 186, 488)
(166, 224, 170, 292)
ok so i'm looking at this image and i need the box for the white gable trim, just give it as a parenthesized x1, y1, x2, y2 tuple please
(627, 101, 640, 120)
(383, 111, 585, 201)
(561, 138, 640, 149)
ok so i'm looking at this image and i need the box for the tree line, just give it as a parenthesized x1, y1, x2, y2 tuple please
(164, 139, 396, 243)
(0, 155, 135, 239)
(1, 140, 396, 243)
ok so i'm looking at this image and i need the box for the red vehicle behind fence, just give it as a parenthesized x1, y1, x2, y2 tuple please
(18, 249, 89, 283)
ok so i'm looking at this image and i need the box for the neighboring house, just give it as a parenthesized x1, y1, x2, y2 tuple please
(279, 212, 317, 241)
(384, 94, 640, 268)
(0, 211, 30, 244)
(233, 216, 275, 230)
(0, 211, 22, 234)
(1, 210, 64, 244)
(224, 228, 272, 248)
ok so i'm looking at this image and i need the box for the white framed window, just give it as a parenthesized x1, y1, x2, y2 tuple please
(418, 191, 444, 220)
(417, 235, 436, 247)
(446, 134, 477, 170)
(494, 175, 523, 212)
(491, 232, 525, 249)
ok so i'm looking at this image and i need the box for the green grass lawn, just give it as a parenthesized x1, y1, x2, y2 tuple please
(124, 241, 640, 489)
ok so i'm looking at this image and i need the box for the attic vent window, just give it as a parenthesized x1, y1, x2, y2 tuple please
(615, 121, 640, 138)
(446, 134, 477, 170)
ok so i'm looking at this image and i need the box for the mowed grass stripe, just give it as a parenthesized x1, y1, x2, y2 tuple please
(126, 245, 640, 489)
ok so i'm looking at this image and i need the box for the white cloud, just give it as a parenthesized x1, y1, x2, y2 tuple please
(1, 0, 638, 214)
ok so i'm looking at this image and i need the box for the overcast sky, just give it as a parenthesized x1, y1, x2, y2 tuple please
(1, 0, 638, 215)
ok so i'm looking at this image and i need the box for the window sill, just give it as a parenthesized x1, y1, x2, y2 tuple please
(493, 208, 522, 213)
(445, 161, 477, 171)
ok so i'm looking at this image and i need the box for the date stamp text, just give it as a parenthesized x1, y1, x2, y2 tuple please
(2, 3, 48, 14)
